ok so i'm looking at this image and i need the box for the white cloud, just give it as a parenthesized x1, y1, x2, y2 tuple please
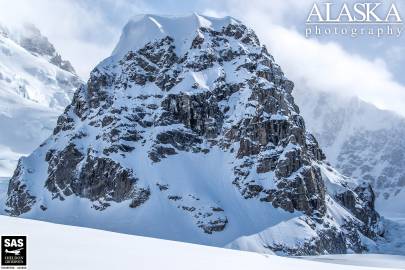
(262, 25, 405, 116)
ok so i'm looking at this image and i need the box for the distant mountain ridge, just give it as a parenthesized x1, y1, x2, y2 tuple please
(0, 23, 76, 74)
(294, 88, 405, 217)
(0, 22, 81, 177)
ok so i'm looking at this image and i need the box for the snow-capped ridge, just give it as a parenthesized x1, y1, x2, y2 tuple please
(112, 13, 241, 58)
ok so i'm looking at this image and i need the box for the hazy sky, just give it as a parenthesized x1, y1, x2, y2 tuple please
(0, 0, 404, 116)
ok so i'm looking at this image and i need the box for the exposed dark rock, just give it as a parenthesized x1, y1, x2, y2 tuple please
(156, 183, 169, 191)
(149, 146, 177, 162)
(160, 93, 224, 137)
(199, 217, 228, 234)
(45, 144, 84, 199)
(129, 189, 151, 208)
(168, 195, 182, 201)
(335, 182, 380, 238)
(5, 160, 36, 216)
(44, 144, 149, 208)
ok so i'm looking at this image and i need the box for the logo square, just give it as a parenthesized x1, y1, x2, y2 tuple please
(1, 236, 27, 266)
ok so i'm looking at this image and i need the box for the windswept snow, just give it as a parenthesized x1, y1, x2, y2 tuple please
(0, 215, 402, 270)
(112, 13, 240, 58)
(227, 217, 318, 254)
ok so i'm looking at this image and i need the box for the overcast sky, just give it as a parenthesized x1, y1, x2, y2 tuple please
(0, 0, 404, 116)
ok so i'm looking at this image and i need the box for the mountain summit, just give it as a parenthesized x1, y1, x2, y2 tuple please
(4, 14, 383, 255)
(112, 14, 239, 58)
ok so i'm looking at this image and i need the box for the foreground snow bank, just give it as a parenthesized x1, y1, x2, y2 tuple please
(0, 216, 402, 270)
(301, 254, 405, 269)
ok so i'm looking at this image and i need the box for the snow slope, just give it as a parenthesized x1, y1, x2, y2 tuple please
(0, 23, 81, 177)
(0, 215, 402, 270)
(301, 254, 405, 269)
(0, 95, 58, 177)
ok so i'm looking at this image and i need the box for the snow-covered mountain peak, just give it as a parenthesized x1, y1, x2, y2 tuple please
(112, 13, 241, 58)
(3, 14, 386, 255)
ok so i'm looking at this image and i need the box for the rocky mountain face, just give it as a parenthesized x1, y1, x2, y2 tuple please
(3, 14, 384, 255)
(294, 88, 405, 217)
(0, 22, 81, 177)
